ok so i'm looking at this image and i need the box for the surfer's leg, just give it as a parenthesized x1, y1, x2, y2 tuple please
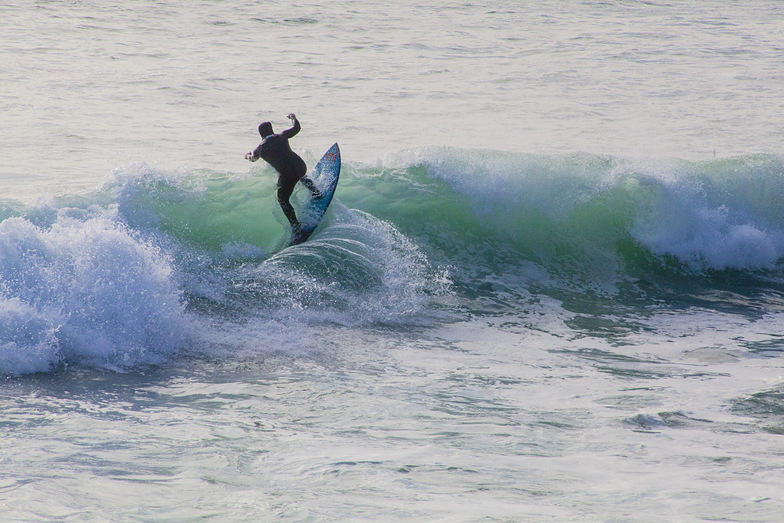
(276, 180, 300, 231)
(299, 176, 322, 199)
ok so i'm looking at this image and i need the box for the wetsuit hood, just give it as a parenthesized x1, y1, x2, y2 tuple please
(258, 122, 274, 138)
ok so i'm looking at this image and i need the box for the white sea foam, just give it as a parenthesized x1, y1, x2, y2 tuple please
(628, 160, 784, 270)
(0, 211, 188, 375)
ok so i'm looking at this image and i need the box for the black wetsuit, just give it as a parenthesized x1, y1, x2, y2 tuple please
(248, 118, 319, 232)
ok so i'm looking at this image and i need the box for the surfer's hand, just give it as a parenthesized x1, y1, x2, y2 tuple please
(244, 152, 253, 161)
(286, 113, 296, 121)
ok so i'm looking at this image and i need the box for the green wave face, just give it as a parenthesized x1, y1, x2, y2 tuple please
(91, 152, 784, 302)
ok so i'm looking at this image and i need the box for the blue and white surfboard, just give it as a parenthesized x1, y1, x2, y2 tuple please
(290, 143, 341, 246)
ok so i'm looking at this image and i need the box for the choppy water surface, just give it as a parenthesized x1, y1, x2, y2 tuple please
(2, 1, 784, 521)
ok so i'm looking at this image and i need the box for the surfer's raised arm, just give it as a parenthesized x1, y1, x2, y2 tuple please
(280, 113, 301, 139)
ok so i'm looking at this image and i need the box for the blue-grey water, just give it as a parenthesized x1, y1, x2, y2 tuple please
(2, 1, 784, 521)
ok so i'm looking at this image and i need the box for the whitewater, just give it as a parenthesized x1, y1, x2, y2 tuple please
(2, 1, 784, 521)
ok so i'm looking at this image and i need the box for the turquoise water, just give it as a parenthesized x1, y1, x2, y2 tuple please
(2, 1, 784, 521)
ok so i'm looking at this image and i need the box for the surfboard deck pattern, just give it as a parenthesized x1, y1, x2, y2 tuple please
(290, 143, 341, 246)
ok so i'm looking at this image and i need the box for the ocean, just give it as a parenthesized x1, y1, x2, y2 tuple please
(2, 0, 784, 521)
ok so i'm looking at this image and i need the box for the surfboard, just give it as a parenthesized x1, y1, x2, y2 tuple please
(290, 143, 341, 246)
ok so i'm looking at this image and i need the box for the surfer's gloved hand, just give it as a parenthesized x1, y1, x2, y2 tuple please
(244, 152, 256, 161)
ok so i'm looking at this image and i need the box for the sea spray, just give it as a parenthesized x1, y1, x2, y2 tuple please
(0, 210, 188, 375)
(197, 204, 452, 329)
(627, 156, 784, 270)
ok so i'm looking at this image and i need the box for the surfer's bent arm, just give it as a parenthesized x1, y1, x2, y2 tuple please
(244, 146, 262, 162)
(280, 114, 301, 139)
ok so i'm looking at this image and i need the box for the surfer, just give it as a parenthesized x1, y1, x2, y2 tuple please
(245, 113, 321, 238)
